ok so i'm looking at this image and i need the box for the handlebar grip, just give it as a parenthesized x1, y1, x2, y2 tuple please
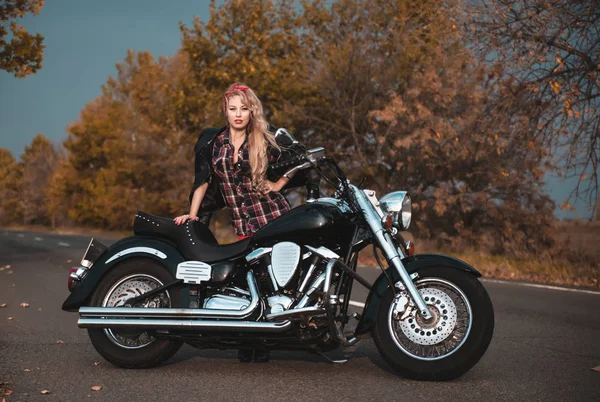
(270, 155, 306, 171)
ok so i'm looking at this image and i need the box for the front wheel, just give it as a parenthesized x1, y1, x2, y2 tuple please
(87, 258, 183, 368)
(372, 266, 494, 380)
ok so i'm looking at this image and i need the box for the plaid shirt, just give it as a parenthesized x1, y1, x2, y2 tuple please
(212, 128, 291, 237)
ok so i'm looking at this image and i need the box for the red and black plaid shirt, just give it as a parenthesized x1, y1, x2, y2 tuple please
(212, 128, 291, 237)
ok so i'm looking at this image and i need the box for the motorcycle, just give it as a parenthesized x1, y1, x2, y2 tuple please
(62, 129, 494, 381)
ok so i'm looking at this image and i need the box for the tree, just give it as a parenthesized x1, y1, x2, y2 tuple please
(19, 133, 60, 225)
(0, 148, 22, 224)
(297, 0, 556, 253)
(0, 0, 45, 77)
(466, 0, 600, 216)
(179, 0, 312, 132)
(50, 50, 193, 229)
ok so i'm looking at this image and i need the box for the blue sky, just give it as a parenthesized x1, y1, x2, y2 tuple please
(0, 0, 594, 219)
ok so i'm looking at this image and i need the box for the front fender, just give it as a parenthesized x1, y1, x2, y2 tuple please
(62, 236, 186, 312)
(354, 254, 481, 336)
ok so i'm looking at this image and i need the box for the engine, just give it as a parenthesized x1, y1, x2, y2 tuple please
(200, 242, 340, 317)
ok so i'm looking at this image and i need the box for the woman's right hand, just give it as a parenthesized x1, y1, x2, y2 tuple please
(174, 214, 199, 225)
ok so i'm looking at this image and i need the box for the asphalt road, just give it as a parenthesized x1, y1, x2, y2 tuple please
(1, 229, 599, 402)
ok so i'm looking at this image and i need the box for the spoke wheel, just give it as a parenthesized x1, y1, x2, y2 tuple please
(102, 274, 171, 349)
(87, 258, 182, 369)
(389, 278, 472, 360)
(373, 266, 494, 381)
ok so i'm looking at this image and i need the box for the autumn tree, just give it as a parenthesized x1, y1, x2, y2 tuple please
(19, 133, 60, 225)
(0, 148, 22, 224)
(297, 0, 556, 253)
(466, 0, 600, 216)
(0, 0, 45, 77)
(49, 51, 193, 229)
(179, 0, 312, 132)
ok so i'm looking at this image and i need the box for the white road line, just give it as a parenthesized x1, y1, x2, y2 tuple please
(349, 300, 366, 308)
(34, 237, 43, 241)
(482, 278, 600, 295)
(57, 242, 71, 247)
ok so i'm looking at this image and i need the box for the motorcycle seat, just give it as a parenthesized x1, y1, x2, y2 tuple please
(133, 211, 251, 263)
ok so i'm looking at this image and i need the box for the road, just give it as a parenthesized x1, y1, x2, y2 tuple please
(1, 229, 599, 401)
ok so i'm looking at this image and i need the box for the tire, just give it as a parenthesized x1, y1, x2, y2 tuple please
(372, 266, 494, 381)
(87, 258, 183, 369)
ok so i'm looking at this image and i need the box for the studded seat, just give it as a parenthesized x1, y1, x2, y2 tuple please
(133, 211, 251, 263)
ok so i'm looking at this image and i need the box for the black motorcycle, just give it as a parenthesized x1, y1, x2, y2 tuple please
(62, 130, 494, 381)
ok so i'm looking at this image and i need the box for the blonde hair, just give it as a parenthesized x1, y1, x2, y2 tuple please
(223, 83, 278, 194)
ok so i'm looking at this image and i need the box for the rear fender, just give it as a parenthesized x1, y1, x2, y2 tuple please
(62, 236, 186, 312)
(354, 254, 481, 336)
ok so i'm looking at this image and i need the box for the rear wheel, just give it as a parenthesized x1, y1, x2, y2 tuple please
(87, 258, 182, 368)
(372, 267, 494, 380)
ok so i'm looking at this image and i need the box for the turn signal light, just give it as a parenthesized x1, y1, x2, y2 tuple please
(405, 241, 415, 256)
(383, 214, 393, 230)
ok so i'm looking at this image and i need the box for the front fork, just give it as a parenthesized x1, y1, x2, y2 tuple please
(352, 186, 433, 320)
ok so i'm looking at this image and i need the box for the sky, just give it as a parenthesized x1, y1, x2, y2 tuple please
(0, 0, 594, 220)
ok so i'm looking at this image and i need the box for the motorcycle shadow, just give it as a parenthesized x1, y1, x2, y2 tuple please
(167, 338, 392, 372)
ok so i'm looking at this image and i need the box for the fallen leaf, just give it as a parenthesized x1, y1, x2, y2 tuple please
(6, 271, 13, 275)
(592, 365, 600, 372)
(0, 303, 6, 308)
(93, 362, 100, 366)
(7, 317, 13, 320)
(2, 396, 6, 402)
(56, 340, 64, 344)
(0, 267, 4, 271)
(66, 259, 72, 263)
(24, 368, 32, 372)
(5, 265, 10, 269)
(40, 389, 50, 395)
(20, 302, 30, 308)
(3, 390, 13, 396)
(91, 386, 102, 391)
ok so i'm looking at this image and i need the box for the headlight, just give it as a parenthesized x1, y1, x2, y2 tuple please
(380, 191, 411, 231)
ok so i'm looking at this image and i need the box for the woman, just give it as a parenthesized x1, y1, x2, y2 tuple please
(174, 83, 293, 240)
(174, 83, 303, 363)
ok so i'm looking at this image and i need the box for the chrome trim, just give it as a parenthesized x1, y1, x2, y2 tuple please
(296, 272, 326, 309)
(313, 197, 352, 214)
(298, 259, 318, 293)
(79, 271, 260, 319)
(351, 185, 432, 320)
(203, 294, 250, 310)
(265, 306, 325, 321)
(105, 247, 167, 264)
(176, 261, 212, 284)
(323, 259, 336, 294)
(245, 247, 272, 262)
(78, 318, 293, 332)
(304, 245, 340, 260)
(271, 242, 301, 288)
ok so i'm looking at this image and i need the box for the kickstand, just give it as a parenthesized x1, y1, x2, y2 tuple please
(315, 351, 348, 364)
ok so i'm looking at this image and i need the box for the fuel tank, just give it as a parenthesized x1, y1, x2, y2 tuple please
(251, 199, 355, 247)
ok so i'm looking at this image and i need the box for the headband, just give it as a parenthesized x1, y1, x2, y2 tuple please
(223, 83, 249, 111)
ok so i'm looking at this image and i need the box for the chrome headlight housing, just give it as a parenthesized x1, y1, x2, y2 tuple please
(379, 191, 411, 230)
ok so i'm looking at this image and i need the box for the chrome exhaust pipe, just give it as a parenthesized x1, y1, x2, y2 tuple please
(79, 271, 260, 320)
(78, 318, 292, 332)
